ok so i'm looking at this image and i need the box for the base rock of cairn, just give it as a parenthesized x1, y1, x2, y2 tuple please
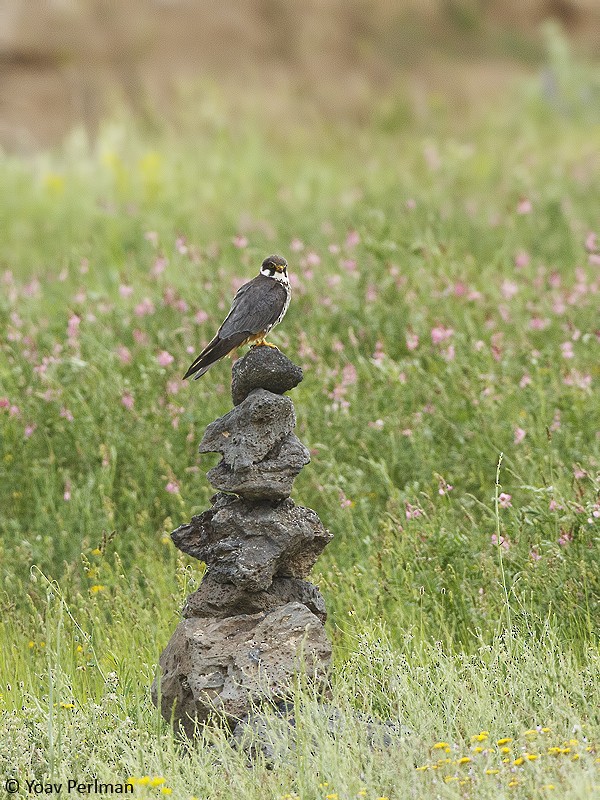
(152, 346, 333, 736)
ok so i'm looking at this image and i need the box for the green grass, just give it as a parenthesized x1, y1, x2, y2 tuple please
(1, 62, 600, 798)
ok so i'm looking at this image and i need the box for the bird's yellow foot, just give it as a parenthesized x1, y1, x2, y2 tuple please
(252, 339, 279, 349)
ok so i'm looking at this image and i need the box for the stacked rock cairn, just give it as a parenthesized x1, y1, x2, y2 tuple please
(152, 346, 333, 737)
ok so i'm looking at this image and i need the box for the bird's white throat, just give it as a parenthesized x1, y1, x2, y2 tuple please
(260, 267, 289, 284)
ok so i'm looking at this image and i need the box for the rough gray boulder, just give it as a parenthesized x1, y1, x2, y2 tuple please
(206, 432, 310, 499)
(183, 571, 327, 623)
(171, 493, 332, 591)
(232, 346, 304, 406)
(151, 602, 331, 736)
(200, 389, 295, 469)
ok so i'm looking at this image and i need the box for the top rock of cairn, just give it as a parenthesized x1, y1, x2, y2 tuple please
(231, 346, 303, 406)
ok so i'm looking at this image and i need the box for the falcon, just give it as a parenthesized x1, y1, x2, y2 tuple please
(183, 254, 291, 380)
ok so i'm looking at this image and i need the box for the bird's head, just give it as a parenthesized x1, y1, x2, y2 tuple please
(260, 254, 288, 281)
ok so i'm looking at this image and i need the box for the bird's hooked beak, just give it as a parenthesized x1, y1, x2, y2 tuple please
(274, 264, 286, 273)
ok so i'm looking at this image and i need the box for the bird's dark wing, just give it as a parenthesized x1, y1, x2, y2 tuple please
(183, 275, 287, 381)
(218, 274, 288, 338)
(182, 331, 250, 380)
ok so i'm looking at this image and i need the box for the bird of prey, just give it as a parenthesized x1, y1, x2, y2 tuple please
(183, 254, 291, 380)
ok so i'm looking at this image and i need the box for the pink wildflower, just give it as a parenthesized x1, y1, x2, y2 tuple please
(560, 341, 574, 359)
(498, 492, 512, 508)
(67, 314, 81, 339)
(134, 298, 155, 317)
(346, 230, 360, 248)
(501, 280, 518, 299)
(406, 332, 419, 351)
(121, 392, 134, 410)
(144, 230, 159, 246)
(116, 345, 132, 365)
(151, 256, 167, 277)
(341, 363, 357, 386)
(290, 238, 304, 252)
(442, 344, 455, 361)
(519, 374, 532, 388)
(585, 232, 597, 252)
(514, 427, 526, 445)
(232, 235, 248, 249)
(60, 407, 74, 423)
(119, 285, 133, 298)
(515, 250, 530, 269)
(517, 198, 532, 214)
(339, 491, 353, 509)
(24, 424, 37, 438)
(157, 351, 174, 367)
(491, 533, 510, 550)
(0, 398, 9, 410)
(529, 317, 549, 331)
(558, 530, 573, 547)
(165, 481, 179, 494)
(328, 243, 340, 255)
(372, 341, 385, 364)
(431, 325, 454, 345)
(405, 503, 422, 520)
(368, 419, 384, 430)
(530, 549, 541, 562)
(195, 310, 209, 325)
(64, 480, 72, 502)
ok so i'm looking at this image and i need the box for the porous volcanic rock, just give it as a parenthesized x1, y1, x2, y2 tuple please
(200, 389, 296, 471)
(206, 432, 310, 499)
(232, 346, 303, 406)
(171, 493, 332, 591)
(151, 602, 331, 736)
(183, 571, 327, 623)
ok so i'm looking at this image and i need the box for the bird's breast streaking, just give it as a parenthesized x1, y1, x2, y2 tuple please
(183, 254, 291, 381)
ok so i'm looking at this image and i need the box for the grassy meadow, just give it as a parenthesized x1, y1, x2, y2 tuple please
(1, 57, 600, 799)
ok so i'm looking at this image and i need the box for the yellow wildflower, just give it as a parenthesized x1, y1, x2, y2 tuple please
(43, 173, 66, 195)
(90, 585, 105, 594)
(415, 766, 428, 772)
(150, 777, 166, 787)
(497, 737, 512, 745)
(59, 702, 75, 709)
(501, 747, 511, 754)
(472, 746, 484, 753)
(325, 794, 338, 800)
(525, 753, 539, 760)
(457, 757, 471, 765)
(160, 790, 172, 796)
(524, 729, 538, 737)
(485, 769, 500, 775)
(471, 731, 489, 742)
(444, 776, 458, 783)
(91, 548, 102, 556)
(513, 757, 524, 766)
(433, 741, 449, 749)
(508, 780, 519, 787)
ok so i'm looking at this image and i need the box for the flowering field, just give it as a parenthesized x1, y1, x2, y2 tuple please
(1, 65, 599, 799)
